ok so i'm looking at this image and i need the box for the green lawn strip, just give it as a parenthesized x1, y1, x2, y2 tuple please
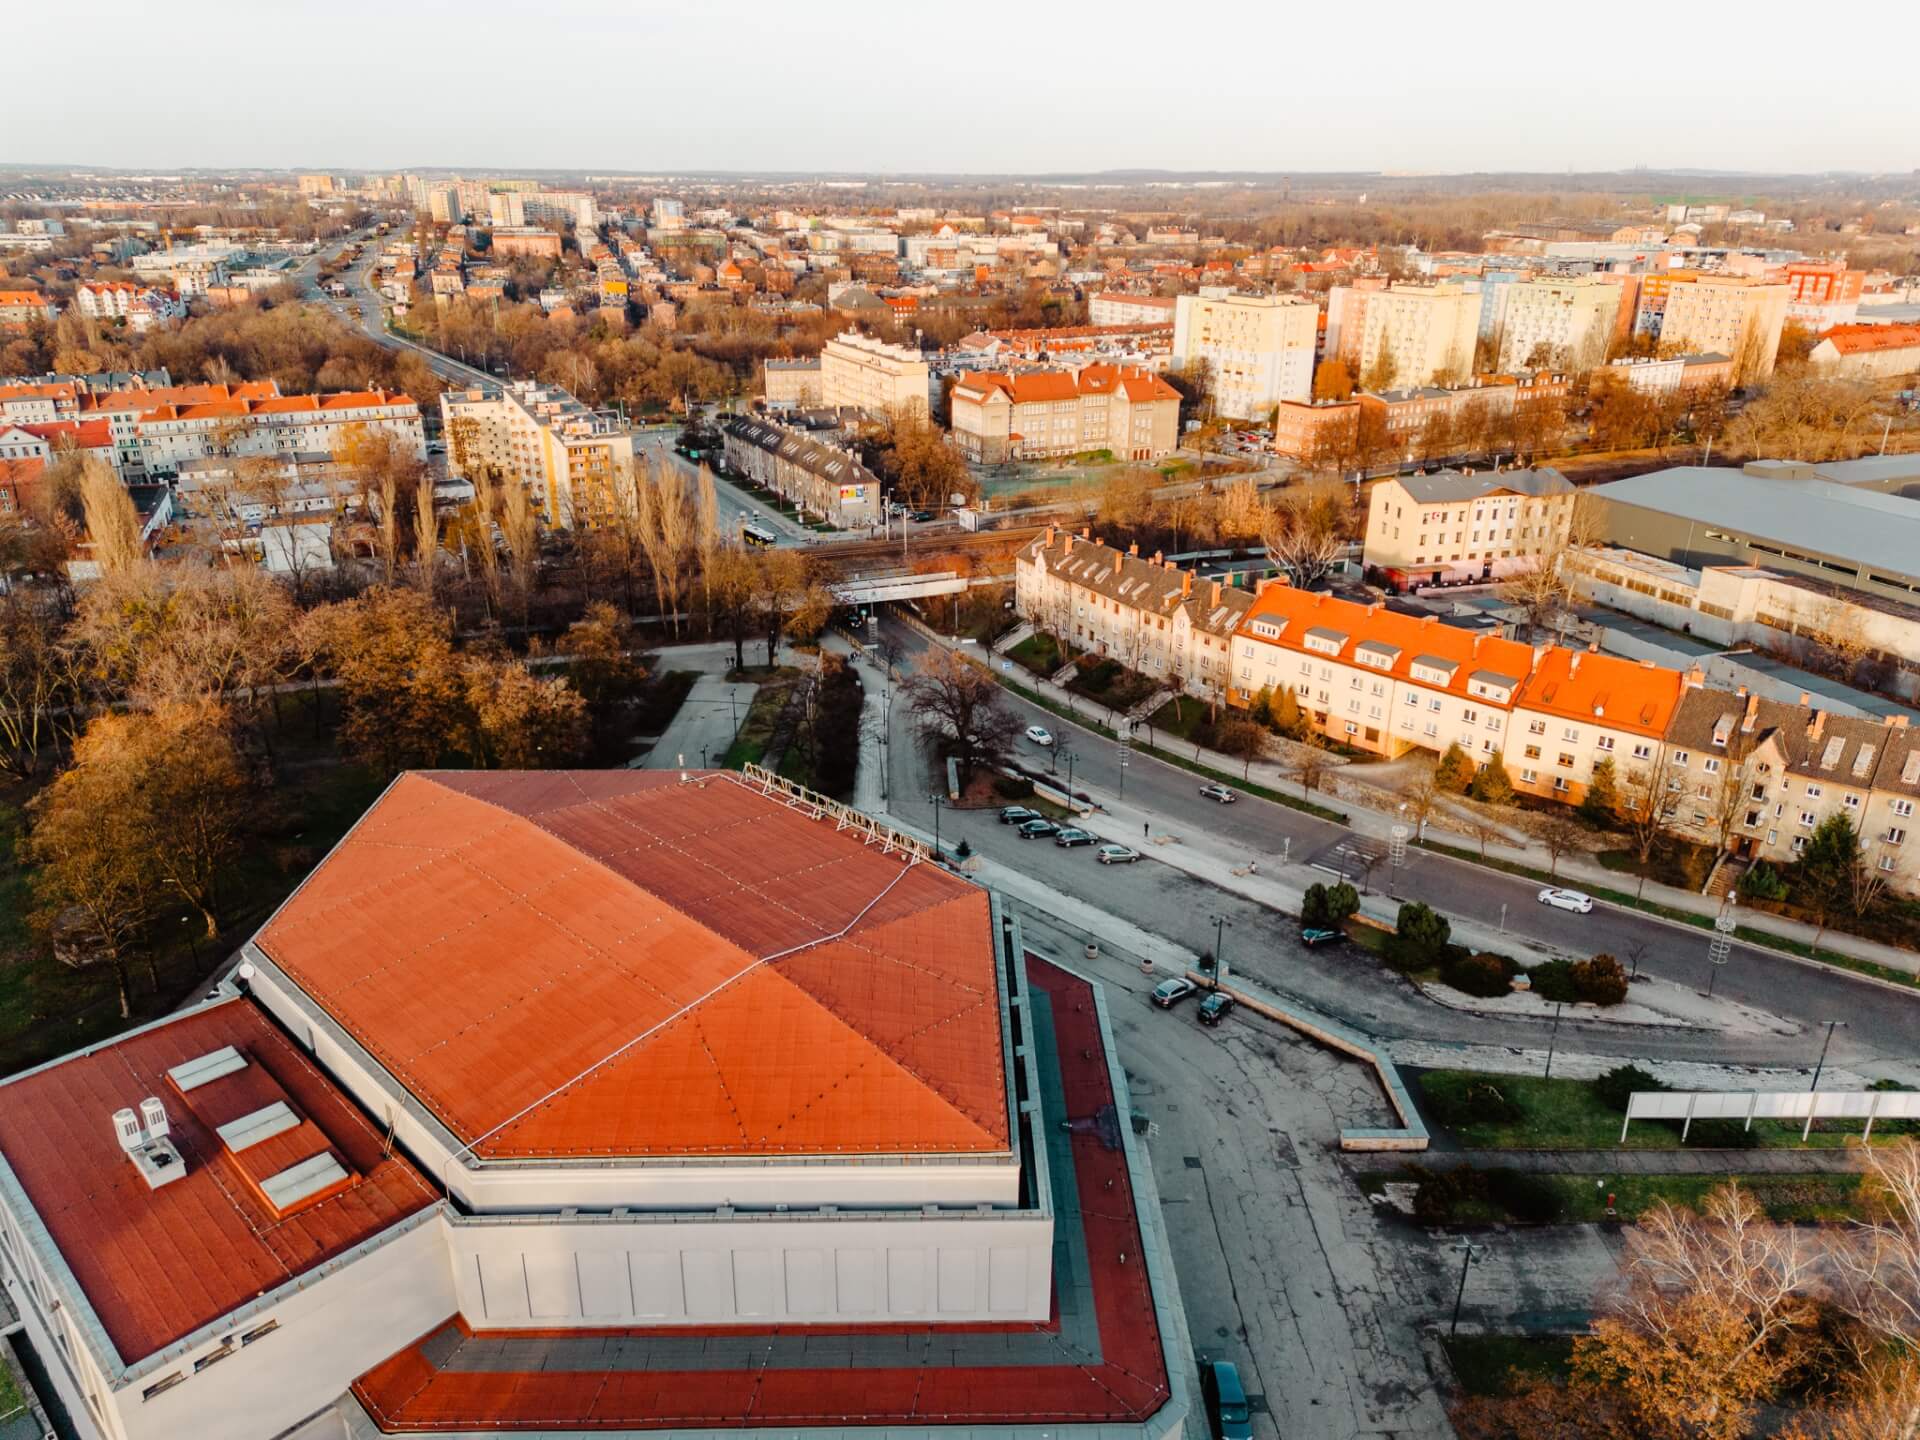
(1417, 1069, 1888, 1151)
(1413, 838, 1918, 990)
(1539, 1171, 1862, 1223)
(1006, 633, 1062, 676)
(720, 674, 799, 769)
(1444, 1335, 1576, 1397)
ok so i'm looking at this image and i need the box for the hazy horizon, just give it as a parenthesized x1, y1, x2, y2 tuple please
(7, 0, 1918, 178)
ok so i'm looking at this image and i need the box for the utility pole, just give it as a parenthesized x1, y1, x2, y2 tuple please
(1543, 1001, 1565, 1079)
(1449, 1241, 1487, 1339)
(1210, 915, 1231, 986)
(926, 792, 946, 862)
(1809, 1019, 1847, 1093)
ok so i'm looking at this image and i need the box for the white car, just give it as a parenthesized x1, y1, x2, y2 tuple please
(1024, 725, 1055, 747)
(1537, 887, 1595, 914)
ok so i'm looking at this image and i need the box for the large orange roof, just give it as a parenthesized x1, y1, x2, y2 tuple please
(1236, 584, 1538, 698)
(1513, 645, 1689, 737)
(1818, 322, 1920, 355)
(0, 999, 435, 1364)
(256, 772, 1010, 1161)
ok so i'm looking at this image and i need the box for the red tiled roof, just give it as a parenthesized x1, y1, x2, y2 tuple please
(0, 999, 436, 1364)
(257, 771, 1010, 1160)
(1513, 645, 1689, 737)
(352, 958, 1171, 1433)
(954, 364, 1177, 407)
(22, 418, 113, 448)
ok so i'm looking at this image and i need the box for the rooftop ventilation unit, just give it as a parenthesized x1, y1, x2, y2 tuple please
(113, 1097, 185, 1191)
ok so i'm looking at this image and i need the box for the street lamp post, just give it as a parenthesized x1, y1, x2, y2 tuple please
(1809, 1020, 1848, 1093)
(1543, 1001, 1565, 1079)
(1706, 894, 1737, 997)
(1449, 1241, 1487, 1340)
(1210, 915, 1231, 987)
(1061, 749, 1079, 806)
(927, 793, 946, 862)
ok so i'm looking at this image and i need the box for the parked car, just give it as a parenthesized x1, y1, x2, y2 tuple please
(1151, 977, 1197, 1009)
(1095, 844, 1141, 865)
(1025, 725, 1055, 747)
(1537, 887, 1595, 914)
(1054, 827, 1097, 848)
(910, 510, 936, 523)
(1200, 1360, 1253, 1440)
(1199, 783, 1237, 804)
(999, 806, 1039, 825)
(1197, 993, 1235, 1027)
(1300, 927, 1343, 948)
(1017, 819, 1060, 840)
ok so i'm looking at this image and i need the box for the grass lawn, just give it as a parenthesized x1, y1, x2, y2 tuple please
(1006, 632, 1063, 676)
(1540, 1171, 1863, 1223)
(632, 669, 698, 736)
(1417, 1069, 1892, 1150)
(1144, 695, 1209, 743)
(721, 670, 801, 770)
(1445, 1335, 1575, 1397)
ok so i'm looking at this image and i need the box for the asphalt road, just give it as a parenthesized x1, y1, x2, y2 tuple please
(875, 616, 1920, 1077)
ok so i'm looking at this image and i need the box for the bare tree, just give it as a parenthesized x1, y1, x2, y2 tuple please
(898, 647, 1020, 787)
(1617, 755, 1680, 898)
(499, 480, 539, 620)
(1833, 1138, 1920, 1349)
(412, 469, 438, 597)
(1284, 730, 1333, 800)
(635, 459, 694, 636)
(1259, 480, 1347, 591)
(1529, 807, 1587, 879)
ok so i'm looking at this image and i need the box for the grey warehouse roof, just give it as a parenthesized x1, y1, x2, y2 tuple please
(1395, 467, 1574, 503)
(1589, 467, 1920, 583)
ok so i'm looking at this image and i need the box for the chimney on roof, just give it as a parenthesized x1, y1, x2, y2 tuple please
(1799, 691, 1812, 706)
(1570, 652, 1582, 677)
(1473, 634, 1485, 655)
(1889, 714, 1909, 730)
(1808, 710, 1827, 742)
(1128, 541, 1139, 556)
(1685, 665, 1704, 689)
(1210, 580, 1222, 607)
(1080, 527, 1090, 540)
(1741, 692, 1761, 733)
(1152, 550, 1164, 565)
(1182, 570, 1194, 597)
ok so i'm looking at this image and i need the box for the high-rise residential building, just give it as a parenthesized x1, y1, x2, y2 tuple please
(819, 331, 932, 418)
(948, 365, 1181, 463)
(1493, 276, 1623, 375)
(441, 380, 637, 529)
(487, 191, 526, 227)
(1342, 283, 1480, 388)
(296, 173, 335, 197)
(1657, 277, 1790, 384)
(1782, 261, 1864, 330)
(1170, 288, 1319, 420)
(1088, 292, 1178, 327)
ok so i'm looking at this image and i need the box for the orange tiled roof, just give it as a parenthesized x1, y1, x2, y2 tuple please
(0, 382, 77, 402)
(1817, 323, 1920, 355)
(954, 364, 1177, 407)
(1235, 585, 1538, 699)
(0, 290, 53, 307)
(1513, 645, 1689, 737)
(22, 418, 113, 448)
(0, 998, 435, 1363)
(256, 771, 1010, 1160)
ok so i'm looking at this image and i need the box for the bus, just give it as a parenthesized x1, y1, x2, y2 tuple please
(741, 519, 777, 548)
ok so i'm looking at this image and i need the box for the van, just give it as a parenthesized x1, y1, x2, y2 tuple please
(1200, 1359, 1252, 1440)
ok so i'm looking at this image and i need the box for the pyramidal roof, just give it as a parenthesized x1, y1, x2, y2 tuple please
(256, 771, 1010, 1160)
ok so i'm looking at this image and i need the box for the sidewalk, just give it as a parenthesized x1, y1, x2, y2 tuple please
(1347, 1146, 1870, 1176)
(965, 630, 1918, 980)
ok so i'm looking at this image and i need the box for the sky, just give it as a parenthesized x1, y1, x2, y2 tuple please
(7, 0, 1919, 177)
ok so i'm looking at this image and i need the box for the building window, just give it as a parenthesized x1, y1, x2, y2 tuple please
(1843, 794, 1860, 810)
(1800, 811, 1817, 828)
(1890, 827, 1909, 845)
(1632, 744, 1653, 760)
(1557, 753, 1575, 768)
(1673, 750, 1690, 766)
(1596, 736, 1615, 752)
(1806, 785, 1823, 799)
(1553, 776, 1572, 792)
(1528, 719, 1546, 735)
(241, 1321, 280, 1346)
(1520, 768, 1538, 784)
(143, 1374, 187, 1402)
(1893, 799, 1915, 818)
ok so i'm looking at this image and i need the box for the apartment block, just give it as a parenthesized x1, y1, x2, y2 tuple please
(1663, 688, 1920, 896)
(441, 380, 636, 529)
(1089, 293, 1178, 327)
(1361, 467, 1577, 586)
(1170, 289, 1318, 420)
(0, 290, 57, 332)
(1782, 261, 1865, 330)
(97, 388, 422, 478)
(1657, 278, 1790, 384)
(1601, 352, 1735, 395)
(1507, 647, 1691, 805)
(1345, 283, 1480, 387)
(1271, 399, 1360, 462)
(719, 416, 880, 528)
(762, 357, 823, 407)
(73, 282, 186, 332)
(819, 331, 932, 418)
(1014, 529, 1253, 699)
(1228, 584, 1539, 764)
(1494, 277, 1622, 375)
(1808, 323, 1920, 381)
(948, 365, 1180, 463)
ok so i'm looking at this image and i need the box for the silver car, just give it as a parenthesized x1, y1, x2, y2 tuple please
(1095, 844, 1140, 864)
(1537, 887, 1595, 914)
